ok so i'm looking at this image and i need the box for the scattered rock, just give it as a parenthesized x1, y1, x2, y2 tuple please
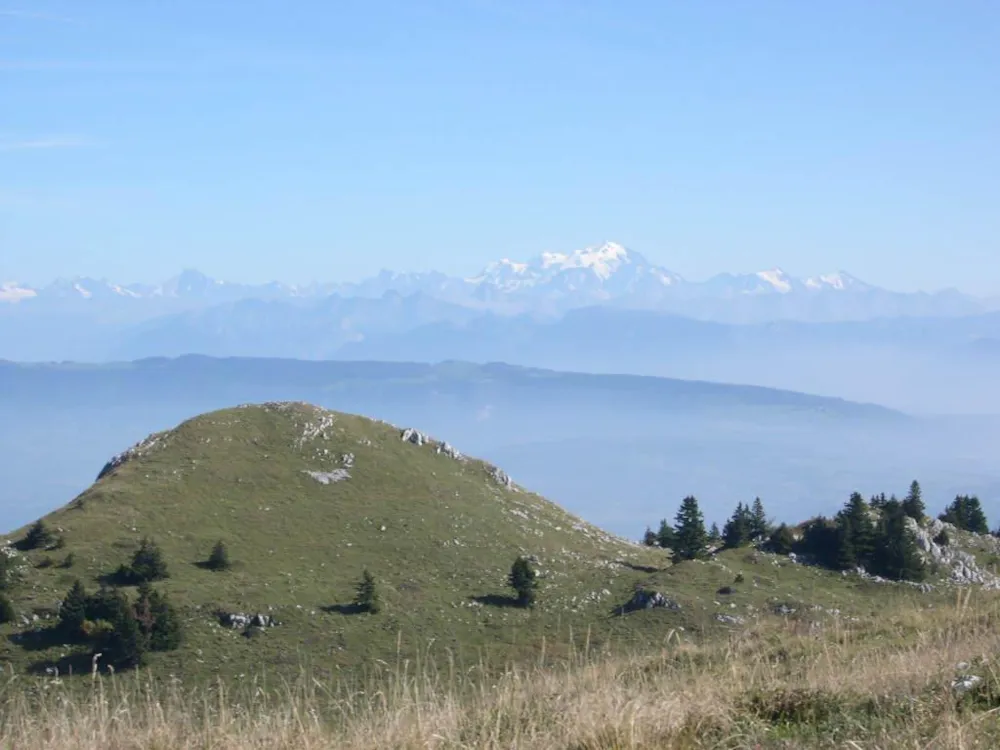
(715, 614, 745, 625)
(623, 589, 681, 612)
(220, 612, 279, 629)
(97, 433, 163, 480)
(952, 675, 982, 694)
(303, 469, 350, 485)
(436, 442, 463, 460)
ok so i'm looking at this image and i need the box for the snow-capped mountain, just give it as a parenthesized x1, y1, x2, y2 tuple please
(2, 241, 991, 325)
(0, 282, 38, 303)
(465, 241, 684, 306)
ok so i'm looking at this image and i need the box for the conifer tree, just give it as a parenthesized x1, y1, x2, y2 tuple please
(508, 557, 538, 608)
(765, 523, 796, 555)
(835, 516, 857, 570)
(148, 588, 183, 651)
(107, 598, 148, 668)
(750, 497, 770, 540)
(873, 499, 926, 581)
(642, 527, 658, 546)
(722, 502, 751, 549)
(22, 520, 55, 551)
(126, 538, 168, 583)
(354, 569, 382, 614)
(708, 522, 722, 546)
(901, 480, 925, 521)
(839, 492, 876, 568)
(672, 496, 708, 562)
(0, 552, 12, 591)
(58, 579, 88, 637)
(656, 518, 676, 550)
(207, 540, 231, 571)
(939, 495, 989, 534)
(0, 594, 14, 625)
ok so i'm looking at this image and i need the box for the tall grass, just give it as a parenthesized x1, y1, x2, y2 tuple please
(3, 590, 1000, 749)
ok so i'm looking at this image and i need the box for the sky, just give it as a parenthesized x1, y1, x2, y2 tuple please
(2, 0, 999, 294)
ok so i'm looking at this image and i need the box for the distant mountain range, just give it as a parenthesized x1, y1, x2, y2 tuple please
(3, 242, 993, 323)
(3, 242, 998, 414)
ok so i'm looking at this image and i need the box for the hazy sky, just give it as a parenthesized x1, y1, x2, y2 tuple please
(2, 1, 998, 293)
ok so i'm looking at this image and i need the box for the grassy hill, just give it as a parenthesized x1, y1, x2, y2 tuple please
(0, 402, 982, 686)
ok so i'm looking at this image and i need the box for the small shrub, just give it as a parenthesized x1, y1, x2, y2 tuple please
(734, 572, 745, 584)
(717, 585, 735, 595)
(934, 529, 950, 547)
(60, 553, 75, 569)
(354, 569, 381, 614)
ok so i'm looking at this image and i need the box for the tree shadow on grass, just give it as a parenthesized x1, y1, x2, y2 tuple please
(7, 626, 72, 653)
(470, 594, 521, 609)
(27, 650, 96, 677)
(321, 603, 365, 615)
(615, 560, 661, 574)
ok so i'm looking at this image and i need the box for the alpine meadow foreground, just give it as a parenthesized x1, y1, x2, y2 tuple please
(3, 402, 1000, 748)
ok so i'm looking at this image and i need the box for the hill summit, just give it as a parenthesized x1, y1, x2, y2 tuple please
(0, 402, 659, 678)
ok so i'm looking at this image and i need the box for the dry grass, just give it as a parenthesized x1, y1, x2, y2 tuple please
(3, 589, 1000, 749)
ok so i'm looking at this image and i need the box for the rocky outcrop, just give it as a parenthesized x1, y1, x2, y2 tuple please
(96, 433, 163, 481)
(487, 465, 515, 490)
(401, 428, 429, 446)
(906, 517, 1000, 589)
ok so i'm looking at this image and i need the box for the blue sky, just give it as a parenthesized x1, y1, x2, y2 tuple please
(2, 0, 998, 293)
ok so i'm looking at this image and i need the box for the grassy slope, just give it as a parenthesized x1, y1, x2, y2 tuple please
(0, 402, 949, 683)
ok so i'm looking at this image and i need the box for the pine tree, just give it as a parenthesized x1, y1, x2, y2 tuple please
(839, 492, 876, 568)
(354, 569, 381, 614)
(940, 495, 990, 534)
(873, 499, 926, 581)
(722, 502, 751, 549)
(708, 522, 722, 546)
(86, 585, 128, 624)
(0, 552, 12, 591)
(799, 517, 840, 568)
(672, 496, 708, 562)
(58, 579, 88, 637)
(126, 538, 168, 583)
(508, 557, 538, 608)
(901, 481, 925, 521)
(0, 594, 14, 624)
(207, 540, 231, 571)
(750, 497, 770, 540)
(765, 524, 796, 555)
(148, 588, 183, 651)
(835, 516, 857, 570)
(22, 520, 55, 550)
(106, 599, 148, 668)
(656, 518, 676, 550)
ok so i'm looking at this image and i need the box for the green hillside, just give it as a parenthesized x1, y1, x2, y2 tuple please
(0, 402, 973, 683)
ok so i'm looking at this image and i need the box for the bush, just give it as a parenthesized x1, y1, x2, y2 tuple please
(934, 529, 950, 547)
(0, 594, 15, 624)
